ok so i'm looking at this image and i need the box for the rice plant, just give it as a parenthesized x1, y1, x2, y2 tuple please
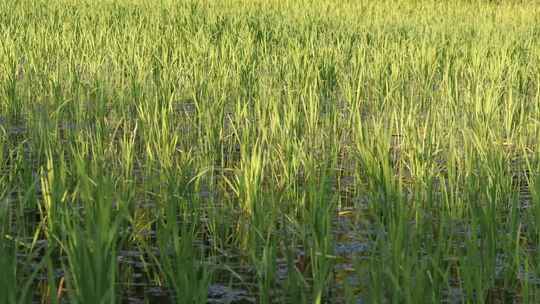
(1, 0, 540, 302)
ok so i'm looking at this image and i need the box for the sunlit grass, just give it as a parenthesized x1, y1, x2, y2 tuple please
(1, 0, 540, 302)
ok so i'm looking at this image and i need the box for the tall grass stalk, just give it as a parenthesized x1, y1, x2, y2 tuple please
(1, 0, 540, 302)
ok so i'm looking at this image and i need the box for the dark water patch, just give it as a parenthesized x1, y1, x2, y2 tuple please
(207, 284, 255, 304)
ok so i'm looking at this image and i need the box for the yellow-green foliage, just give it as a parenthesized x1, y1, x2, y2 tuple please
(1, 0, 540, 303)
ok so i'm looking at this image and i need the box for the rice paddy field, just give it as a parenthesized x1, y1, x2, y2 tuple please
(2, 0, 540, 303)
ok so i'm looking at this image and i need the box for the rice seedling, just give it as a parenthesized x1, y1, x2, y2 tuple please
(156, 175, 212, 304)
(55, 147, 126, 304)
(1, 0, 540, 302)
(0, 196, 18, 304)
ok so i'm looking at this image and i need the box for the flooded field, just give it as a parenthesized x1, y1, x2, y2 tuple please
(1, 0, 540, 303)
